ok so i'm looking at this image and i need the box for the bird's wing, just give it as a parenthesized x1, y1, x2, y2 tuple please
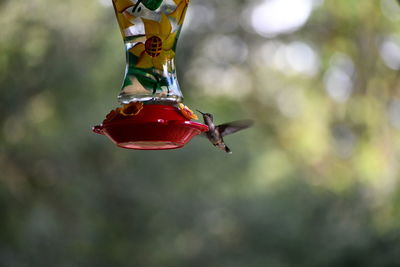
(217, 120, 254, 137)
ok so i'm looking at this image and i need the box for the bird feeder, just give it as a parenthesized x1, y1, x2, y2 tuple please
(93, 0, 208, 150)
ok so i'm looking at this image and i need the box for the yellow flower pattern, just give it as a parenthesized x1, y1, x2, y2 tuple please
(170, 0, 190, 25)
(178, 103, 198, 120)
(104, 102, 144, 123)
(112, 0, 136, 31)
(129, 14, 176, 70)
(113, 0, 133, 12)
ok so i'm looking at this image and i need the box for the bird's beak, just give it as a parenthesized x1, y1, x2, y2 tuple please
(196, 109, 205, 115)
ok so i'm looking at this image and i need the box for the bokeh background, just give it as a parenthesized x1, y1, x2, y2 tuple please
(1, 0, 400, 266)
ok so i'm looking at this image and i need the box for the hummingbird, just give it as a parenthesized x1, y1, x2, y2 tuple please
(197, 110, 253, 154)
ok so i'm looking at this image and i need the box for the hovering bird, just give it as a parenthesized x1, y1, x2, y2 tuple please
(197, 110, 253, 154)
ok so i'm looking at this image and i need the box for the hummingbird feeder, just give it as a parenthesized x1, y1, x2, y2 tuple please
(93, 0, 208, 150)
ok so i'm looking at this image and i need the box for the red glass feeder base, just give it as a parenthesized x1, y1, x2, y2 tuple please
(93, 104, 208, 150)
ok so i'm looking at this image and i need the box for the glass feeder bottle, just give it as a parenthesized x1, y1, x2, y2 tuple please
(112, 0, 188, 104)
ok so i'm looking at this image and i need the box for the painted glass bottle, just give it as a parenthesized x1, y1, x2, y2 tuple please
(112, 0, 189, 104)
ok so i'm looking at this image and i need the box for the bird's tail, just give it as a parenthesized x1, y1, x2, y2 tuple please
(224, 145, 232, 154)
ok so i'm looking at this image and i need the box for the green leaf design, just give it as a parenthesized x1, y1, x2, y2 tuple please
(142, 0, 164, 11)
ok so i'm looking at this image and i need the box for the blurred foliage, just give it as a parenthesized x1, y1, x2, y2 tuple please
(1, 0, 400, 266)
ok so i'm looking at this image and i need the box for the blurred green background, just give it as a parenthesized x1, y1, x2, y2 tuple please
(1, 0, 400, 266)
